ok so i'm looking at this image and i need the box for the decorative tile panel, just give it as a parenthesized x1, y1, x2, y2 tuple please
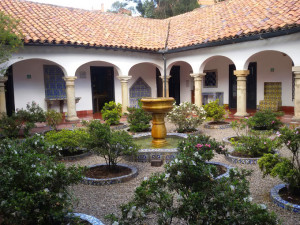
(44, 65, 66, 99)
(130, 77, 151, 107)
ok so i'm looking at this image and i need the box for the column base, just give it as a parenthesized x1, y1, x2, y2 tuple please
(65, 116, 80, 122)
(234, 112, 249, 117)
(291, 116, 300, 122)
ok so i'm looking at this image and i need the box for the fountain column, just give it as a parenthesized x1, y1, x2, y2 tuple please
(160, 75, 171, 97)
(292, 66, 300, 121)
(117, 76, 132, 113)
(63, 76, 79, 122)
(234, 70, 249, 117)
(190, 73, 206, 107)
(0, 76, 8, 117)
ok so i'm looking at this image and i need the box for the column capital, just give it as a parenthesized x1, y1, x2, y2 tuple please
(234, 70, 250, 77)
(292, 66, 300, 76)
(160, 75, 171, 81)
(190, 73, 206, 81)
(117, 76, 132, 82)
(63, 76, 77, 84)
(0, 76, 8, 83)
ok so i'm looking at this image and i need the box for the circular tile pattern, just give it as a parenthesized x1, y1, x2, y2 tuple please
(206, 161, 234, 180)
(68, 212, 105, 225)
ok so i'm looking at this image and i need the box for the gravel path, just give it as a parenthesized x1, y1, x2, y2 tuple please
(67, 122, 300, 225)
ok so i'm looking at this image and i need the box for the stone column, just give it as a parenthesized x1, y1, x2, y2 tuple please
(190, 73, 206, 107)
(0, 76, 8, 117)
(234, 70, 250, 117)
(117, 76, 132, 113)
(292, 66, 300, 121)
(160, 75, 171, 97)
(63, 76, 79, 122)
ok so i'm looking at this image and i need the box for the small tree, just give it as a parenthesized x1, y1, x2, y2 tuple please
(101, 101, 122, 125)
(45, 109, 63, 130)
(84, 120, 138, 168)
(203, 99, 226, 122)
(0, 12, 23, 75)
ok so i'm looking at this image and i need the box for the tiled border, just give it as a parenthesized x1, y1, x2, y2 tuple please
(204, 122, 231, 129)
(222, 136, 239, 145)
(270, 184, 300, 213)
(132, 133, 188, 163)
(206, 161, 234, 179)
(68, 212, 105, 225)
(82, 163, 138, 186)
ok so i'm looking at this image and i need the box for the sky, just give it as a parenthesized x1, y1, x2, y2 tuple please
(29, 0, 121, 11)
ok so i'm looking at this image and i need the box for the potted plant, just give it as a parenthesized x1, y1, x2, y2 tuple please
(82, 120, 139, 185)
(167, 102, 206, 133)
(45, 129, 90, 160)
(106, 136, 277, 224)
(247, 110, 283, 131)
(203, 99, 230, 129)
(126, 100, 152, 133)
(101, 101, 122, 126)
(0, 139, 84, 224)
(258, 126, 300, 212)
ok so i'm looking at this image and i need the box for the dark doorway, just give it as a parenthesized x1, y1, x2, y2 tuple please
(90, 67, 114, 113)
(5, 66, 15, 116)
(247, 62, 257, 109)
(229, 64, 237, 109)
(169, 66, 180, 105)
(156, 68, 163, 97)
(228, 63, 257, 109)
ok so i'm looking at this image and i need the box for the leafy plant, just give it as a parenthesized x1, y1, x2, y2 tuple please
(203, 99, 226, 122)
(230, 117, 250, 137)
(126, 100, 151, 132)
(107, 136, 277, 224)
(45, 129, 88, 153)
(101, 101, 122, 125)
(258, 126, 300, 195)
(0, 113, 23, 138)
(247, 110, 283, 131)
(84, 120, 138, 168)
(0, 139, 84, 224)
(167, 102, 206, 133)
(45, 109, 62, 130)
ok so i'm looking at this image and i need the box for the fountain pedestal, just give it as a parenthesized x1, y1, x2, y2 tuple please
(141, 97, 174, 148)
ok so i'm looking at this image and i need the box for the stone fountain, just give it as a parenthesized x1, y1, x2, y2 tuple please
(140, 97, 175, 147)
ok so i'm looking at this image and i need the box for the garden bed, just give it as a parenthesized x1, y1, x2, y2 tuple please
(204, 121, 231, 129)
(60, 149, 92, 161)
(206, 161, 234, 179)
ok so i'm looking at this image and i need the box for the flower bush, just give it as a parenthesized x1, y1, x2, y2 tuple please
(230, 117, 250, 137)
(45, 129, 88, 153)
(0, 139, 84, 224)
(0, 113, 23, 138)
(45, 109, 62, 130)
(107, 135, 277, 224)
(126, 100, 151, 132)
(247, 110, 283, 131)
(84, 120, 138, 168)
(101, 101, 122, 125)
(167, 102, 206, 133)
(258, 126, 300, 195)
(203, 99, 227, 122)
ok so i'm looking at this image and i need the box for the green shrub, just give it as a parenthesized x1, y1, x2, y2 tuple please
(0, 139, 84, 224)
(259, 126, 300, 195)
(101, 101, 122, 125)
(45, 129, 88, 153)
(126, 101, 151, 132)
(203, 99, 226, 122)
(84, 120, 138, 168)
(247, 110, 283, 131)
(107, 136, 277, 224)
(167, 102, 206, 133)
(230, 118, 250, 137)
(45, 109, 62, 130)
(0, 113, 23, 138)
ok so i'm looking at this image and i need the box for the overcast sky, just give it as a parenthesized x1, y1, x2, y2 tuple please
(29, 0, 118, 11)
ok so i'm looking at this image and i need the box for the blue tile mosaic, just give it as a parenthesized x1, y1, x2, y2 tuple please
(129, 77, 151, 108)
(44, 65, 66, 99)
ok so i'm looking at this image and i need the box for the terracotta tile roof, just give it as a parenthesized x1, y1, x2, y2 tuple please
(167, 0, 300, 49)
(0, 0, 299, 51)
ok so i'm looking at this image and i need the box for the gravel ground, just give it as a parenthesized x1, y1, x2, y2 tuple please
(67, 122, 300, 225)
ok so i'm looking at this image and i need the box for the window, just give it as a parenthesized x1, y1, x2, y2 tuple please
(44, 65, 66, 99)
(204, 70, 217, 88)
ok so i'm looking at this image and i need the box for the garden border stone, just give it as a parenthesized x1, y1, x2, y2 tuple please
(60, 150, 92, 161)
(270, 184, 300, 213)
(206, 161, 234, 179)
(82, 163, 138, 186)
(222, 136, 239, 145)
(68, 212, 105, 225)
(225, 149, 264, 165)
(204, 122, 231, 129)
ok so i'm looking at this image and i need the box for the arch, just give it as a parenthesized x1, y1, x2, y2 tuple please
(166, 61, 193, 75)
(199, 55, 235, 73)
(128, 62, 163, 76)
(243, 50, 294, 70)
(75, 60, 122, 77)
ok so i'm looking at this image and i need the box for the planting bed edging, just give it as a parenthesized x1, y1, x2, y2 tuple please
(270, 184, 300, 213)
(132, 132, 188, 163)
(68, 212, 105, 225)
(82, 163, 138, 186)
(206, 161, 234, 180)
(222, 136, 239, 145)
(204, 122, 231, 129)
(60, 151, 92, 161)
